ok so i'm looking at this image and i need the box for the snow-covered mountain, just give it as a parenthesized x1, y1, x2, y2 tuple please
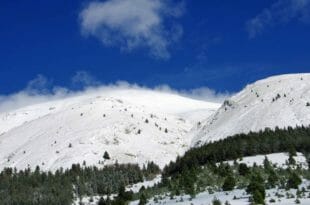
(191, 73, 310, 146)
(0, 88, 220, 171)
(2, 73, 309, 172)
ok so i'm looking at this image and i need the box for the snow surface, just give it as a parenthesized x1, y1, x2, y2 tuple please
(191, 73, 310, 146)
(223, 152, 308, 169)
(126, 175, 162, 193)
(76, 180, 310, 205)
(129, 181, 310, 205)
(0, 89, 219, 171)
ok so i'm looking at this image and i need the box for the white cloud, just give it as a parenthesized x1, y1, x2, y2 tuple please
(79, 0, 184, 59)
(153, 85, 230, 103)
(180, 87, 230, 102)
(71, 70, 100, 87)
(25, 74, 52, 94)
(246, 0, 310, 38)
(0, 73, 228, 112)
(0, 75, 69, 112)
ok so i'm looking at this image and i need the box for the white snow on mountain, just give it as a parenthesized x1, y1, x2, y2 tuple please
(1, 73, 309, 173)
(78, 180, 310, 205)
(126, 175, 162, 193)
(129, 181, 310, 205)
(0, 88, 220, 171)
(223, 152, 308, 169)
(191, 73, 310, 146)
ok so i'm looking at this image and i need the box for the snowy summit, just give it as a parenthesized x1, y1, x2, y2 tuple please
(0, 88, 219, 171)
(191, 73, 310, 146)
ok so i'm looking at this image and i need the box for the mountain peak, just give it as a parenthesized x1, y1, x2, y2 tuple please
(191, 73, 310, 146)
(0, 89, 220, 171)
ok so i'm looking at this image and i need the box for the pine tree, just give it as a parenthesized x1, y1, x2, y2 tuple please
(247, 173, 265, 204)
(287, 172, 302, 189)
(138, 193, 148, 205)
(238, 163, 249, 176)
(212, 198, 222, 205)
(98, 197, 105, 205)
(222, 175, 236, 191)
(288, 154, 296, 165)
(289, 146, 297, 156)
(181, 168, 197, 198)
(267, 170, 278, 188)
(103, 151, 110, 160)
(252, 189, 265, 204)
(263, 157, 272, 171)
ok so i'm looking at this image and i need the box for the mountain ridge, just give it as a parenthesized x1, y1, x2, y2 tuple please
(0, 89, 219, 171)
(191, 73, 310, 146)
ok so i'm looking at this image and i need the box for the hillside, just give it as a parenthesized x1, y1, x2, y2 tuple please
(0, 88, 220, 171)
(191, 73, 310, 146)
(2, 107, 310, 205)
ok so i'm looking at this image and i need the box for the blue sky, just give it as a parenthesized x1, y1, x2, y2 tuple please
(0, 0, 310, 96)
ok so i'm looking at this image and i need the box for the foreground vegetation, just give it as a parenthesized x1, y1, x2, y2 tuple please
(1, 126, 310, 205)
(139, 156, 309, 205)
(163, 125, 310, 176)
(0, 162, 160, 205)
(141, 125, 310, 205)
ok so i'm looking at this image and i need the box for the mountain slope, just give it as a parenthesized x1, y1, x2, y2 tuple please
(0, 89, 219, 171)
(191, 73, 310, 146)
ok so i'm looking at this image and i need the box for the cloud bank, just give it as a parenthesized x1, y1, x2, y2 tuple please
(246, 0, 310, 38)
(79, 0, 184, 59)
(0, 72, 229, 113)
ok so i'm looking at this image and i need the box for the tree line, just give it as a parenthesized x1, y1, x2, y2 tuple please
(0, 162, 160, 205)
(163, 125, 310, 177)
